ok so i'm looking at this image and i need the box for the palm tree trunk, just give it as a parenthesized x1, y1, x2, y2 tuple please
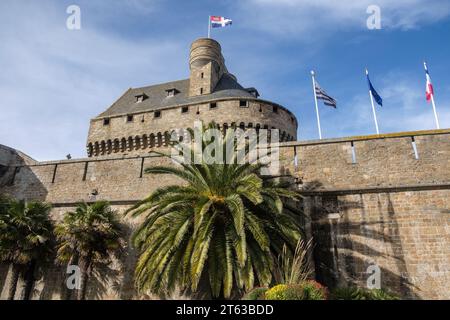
(77, 255, 91, 300)
(7, 264, 20, 300)
(22, 260, 36, 300)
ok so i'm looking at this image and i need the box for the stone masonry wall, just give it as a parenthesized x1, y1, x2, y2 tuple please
(87, 98, 298, 157)
(0, 129, 449, 299)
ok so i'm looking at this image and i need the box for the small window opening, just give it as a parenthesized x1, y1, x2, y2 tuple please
(127, 115, 133, 122)
(181, 106, 189, 113)
(240, 100, 248, 108)
(103, 118, 110, 126)
(273, 106, 278, 113)
(200, 88, 203, 95)
(210, 102, 217, 109)
(201, 72, 204, 79)
(154, 111, 161, 118)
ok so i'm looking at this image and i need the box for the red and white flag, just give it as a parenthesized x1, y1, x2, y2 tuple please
(424, 62, 434, 102)
(423, 62, 440, 129)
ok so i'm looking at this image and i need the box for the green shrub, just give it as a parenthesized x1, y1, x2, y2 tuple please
(265, 281, 327, 300)
(332, 287, 399, 300)
(365, 288, 399, 300)
(300, 280, 328, 300)
(242, 287, 268, 300)
(265, 284, 290, 300)
(331, 287, 366, 300)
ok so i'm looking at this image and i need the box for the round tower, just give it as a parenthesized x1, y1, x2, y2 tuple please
(188, 38, 227, 96)
(189, 38, 226, 71)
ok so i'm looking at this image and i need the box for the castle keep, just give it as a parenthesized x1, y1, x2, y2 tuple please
(1, 38, 449, 300)
(86, 38, 297, 158)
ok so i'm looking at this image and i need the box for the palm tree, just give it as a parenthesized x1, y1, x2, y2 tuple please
(0, 197, 54, 300)
(127, 123, 303, 299)
(55, 201, 123, 300)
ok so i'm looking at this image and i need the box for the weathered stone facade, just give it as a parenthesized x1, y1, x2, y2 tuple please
(86, 38, 297, 157)
(0, 37, 449, 300)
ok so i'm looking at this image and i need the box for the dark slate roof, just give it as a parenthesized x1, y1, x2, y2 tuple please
(97, 73, 256, 118)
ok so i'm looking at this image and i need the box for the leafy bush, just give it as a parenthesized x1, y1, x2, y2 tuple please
(365, 289, 399, 300)
(265, 284, 305, 300)
(331, 287, 366, 300)
(332, 287, 399, 300)
(242, 287, 269, 300)
(265, 281, 327, 300)
(300, 280, 328, 300)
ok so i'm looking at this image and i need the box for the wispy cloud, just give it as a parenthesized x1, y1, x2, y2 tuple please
(0, 1, 185, 160)
(235, 0, 450, 39)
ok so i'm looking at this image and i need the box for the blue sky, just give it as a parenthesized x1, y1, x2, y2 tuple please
(1, 0, 450, 160)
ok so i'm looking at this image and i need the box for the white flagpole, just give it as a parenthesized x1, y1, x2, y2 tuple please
(311, 70, 322, 139)
(207, 16, 211, 38)
(366, 68, 380, 134)
(424, 62, 440, 129)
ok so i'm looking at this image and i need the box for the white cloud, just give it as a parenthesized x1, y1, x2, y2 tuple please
(235, 0, 450, 39)
(0, 1, 185, 161)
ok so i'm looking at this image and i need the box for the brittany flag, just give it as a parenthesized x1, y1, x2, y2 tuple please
(424, 62, 434, 102)
(210, 16, 232, 28)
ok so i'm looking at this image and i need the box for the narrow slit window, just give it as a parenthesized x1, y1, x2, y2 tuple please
(273, 106, 278, 113)
(351, 141, 357, 164)
(411, 136, 419, 159)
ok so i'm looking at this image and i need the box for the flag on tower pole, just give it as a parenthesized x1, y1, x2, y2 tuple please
(365, 69, 382, 134)
(208, 16, 232, 38)
(310, 70, 337, 139)
(424, 62, 440, 129)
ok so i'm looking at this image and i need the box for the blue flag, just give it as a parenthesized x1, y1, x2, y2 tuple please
(367, 74, 383, 106)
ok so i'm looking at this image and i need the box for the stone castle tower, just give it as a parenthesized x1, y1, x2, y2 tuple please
(0, 38, 449, 300)
(86, 38, 298, 158)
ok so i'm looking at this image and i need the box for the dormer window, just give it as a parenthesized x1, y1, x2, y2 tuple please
(135, 93, 148, 103)
(245, 88, 260, 98)
(166, 88, 179, 97)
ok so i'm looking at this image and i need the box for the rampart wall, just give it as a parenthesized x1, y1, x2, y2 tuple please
(1, 129, 449, 299)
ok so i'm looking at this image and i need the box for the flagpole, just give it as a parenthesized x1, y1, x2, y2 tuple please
(366, 68, 380, 134)
(424, 62, 440, 129)
(311, 70, 322, 139)
(207, 16, 211, 38)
